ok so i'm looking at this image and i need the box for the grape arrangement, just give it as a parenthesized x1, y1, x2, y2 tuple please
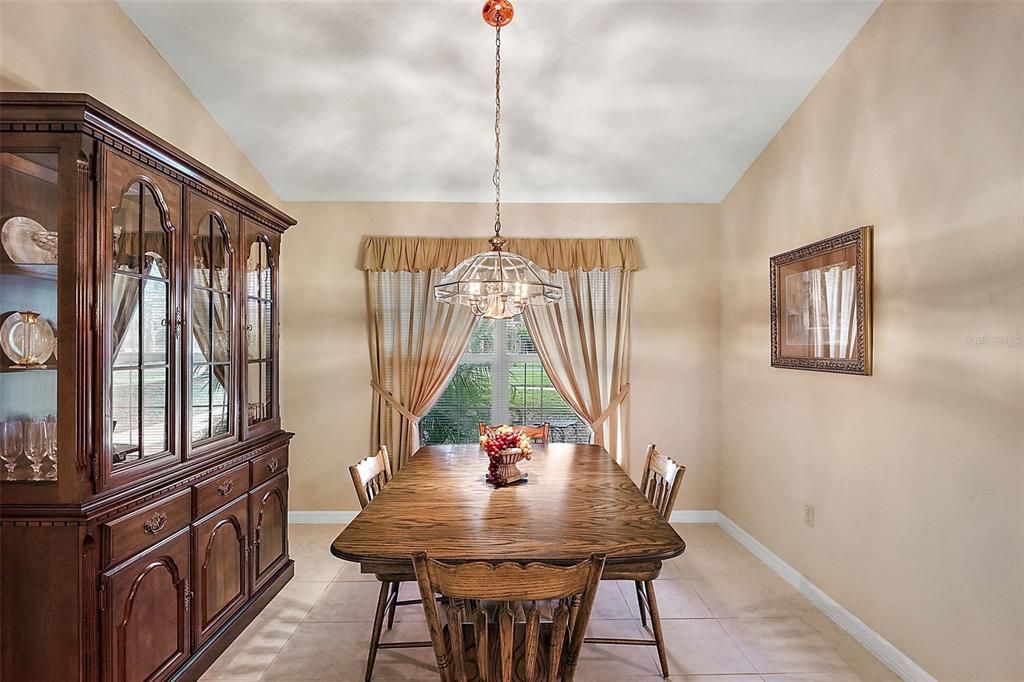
(480, 426, 532, 487)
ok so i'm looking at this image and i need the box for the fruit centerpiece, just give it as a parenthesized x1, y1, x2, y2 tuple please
(481, 426, 533, 487)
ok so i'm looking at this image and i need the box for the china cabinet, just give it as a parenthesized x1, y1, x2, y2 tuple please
(0, 93, 296, 682)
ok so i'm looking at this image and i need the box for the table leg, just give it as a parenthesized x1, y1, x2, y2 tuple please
(365, 580, 391, 682)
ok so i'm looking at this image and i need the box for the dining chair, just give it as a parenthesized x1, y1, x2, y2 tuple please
(584, 443, 685, 678)
(349, 446, 431, 681)
(413, 552, 606, 682)
(349, 445, 392, 508)
(478, 422, 551, 445)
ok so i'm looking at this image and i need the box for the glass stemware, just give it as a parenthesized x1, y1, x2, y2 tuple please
(0, 421, 24, 481)
(44, 415, 57, 480)
(25, 419, 48, 481)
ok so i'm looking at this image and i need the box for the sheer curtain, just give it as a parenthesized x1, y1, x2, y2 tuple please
(522, 268, 633, 465)
(111, 276, 140, 356)
(111, 227, 142, 357)
(367, 269, 477, 469)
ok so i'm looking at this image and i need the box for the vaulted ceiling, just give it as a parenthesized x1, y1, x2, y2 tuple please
(119, 0, 879, 203)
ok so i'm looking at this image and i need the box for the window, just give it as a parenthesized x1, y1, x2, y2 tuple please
(420, 317, 591, 445)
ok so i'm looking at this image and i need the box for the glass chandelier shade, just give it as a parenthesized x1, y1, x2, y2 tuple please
(435, 0, 562, 320)
(435, 237, 563, 319)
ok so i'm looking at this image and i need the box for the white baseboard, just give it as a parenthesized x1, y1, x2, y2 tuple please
(717, 513, 935, 682)
(289, 511, 358, 524)
(669, 510, 721, 523)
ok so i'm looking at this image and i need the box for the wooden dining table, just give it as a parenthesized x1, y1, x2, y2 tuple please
(332, 443, 686, 573)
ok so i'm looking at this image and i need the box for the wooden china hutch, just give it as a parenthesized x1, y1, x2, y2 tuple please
(0, 93, 295, 681)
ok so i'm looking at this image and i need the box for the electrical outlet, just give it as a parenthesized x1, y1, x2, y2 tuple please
(804, 504, 815, 528)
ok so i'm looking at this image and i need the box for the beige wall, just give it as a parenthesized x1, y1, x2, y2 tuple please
(0, 0, 281, 206)
(279, 202, 720, 513)
(718, 2, 1024, 680)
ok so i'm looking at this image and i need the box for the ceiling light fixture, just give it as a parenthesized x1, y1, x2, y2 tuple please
(434, 0, 562, 320)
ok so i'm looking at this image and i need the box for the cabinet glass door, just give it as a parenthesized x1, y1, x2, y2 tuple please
(190, 213, 234, 446)
(110, 181, 174, 468)
(0, 151, 60, 482)
(245, 233, 274, 427)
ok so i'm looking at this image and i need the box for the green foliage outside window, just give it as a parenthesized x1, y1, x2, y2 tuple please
(419, 363, 492, 444)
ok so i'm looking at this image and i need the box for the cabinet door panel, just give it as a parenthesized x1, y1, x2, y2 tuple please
(249, 472, 288, 590)
(193, 496, 249, 644)
(103, 528, 190, 682)
(186, 191, 239, 457)
(241, 220, 279, 439)
(100, 148, 183, 491)
(0, 147, 61, 486)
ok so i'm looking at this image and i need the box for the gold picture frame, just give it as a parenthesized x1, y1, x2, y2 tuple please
(770, 226, 872, 375)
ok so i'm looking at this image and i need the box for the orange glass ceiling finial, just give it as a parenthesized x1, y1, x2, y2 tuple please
(483, 0, 514, 27)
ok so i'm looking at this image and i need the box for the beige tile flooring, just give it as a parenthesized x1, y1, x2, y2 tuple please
(201, 523, 898, 682)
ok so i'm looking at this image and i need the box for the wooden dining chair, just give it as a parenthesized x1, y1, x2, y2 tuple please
(637, 443, 686, 519)
(349, 445, 392, 509)
(584, 443, 685, 678)
(478, 422, 551, 445)
(413, 553, 606, 682)
(349, 446, 431, 681)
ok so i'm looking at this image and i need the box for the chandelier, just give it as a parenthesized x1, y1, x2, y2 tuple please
(434, 0, 562, 319)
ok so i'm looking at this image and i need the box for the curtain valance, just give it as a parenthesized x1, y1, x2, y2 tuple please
(361, 236, 640, 273)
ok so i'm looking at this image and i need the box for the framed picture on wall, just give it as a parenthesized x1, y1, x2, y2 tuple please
(770, 226, 872, 375)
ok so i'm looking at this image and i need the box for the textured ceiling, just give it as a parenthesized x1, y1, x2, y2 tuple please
(119, 0, 879, 203)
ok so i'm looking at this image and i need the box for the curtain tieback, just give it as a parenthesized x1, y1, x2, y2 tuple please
(370, 380, 420, 423)
(589, 383, 631, 430)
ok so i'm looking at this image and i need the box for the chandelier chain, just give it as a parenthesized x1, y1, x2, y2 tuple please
(493, 25, 502, 237)
(432, 2, 564, 319)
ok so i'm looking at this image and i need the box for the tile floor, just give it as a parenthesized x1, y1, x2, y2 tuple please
(201, 523, 898, 682)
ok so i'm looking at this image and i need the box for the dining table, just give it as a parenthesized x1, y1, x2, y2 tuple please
(332, 443, 686, 575)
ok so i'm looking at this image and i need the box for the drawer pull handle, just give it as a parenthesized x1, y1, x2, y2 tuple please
(217, 480, 235, 496)
(266, 458, 280, 474)
(143, 512, 168, 535)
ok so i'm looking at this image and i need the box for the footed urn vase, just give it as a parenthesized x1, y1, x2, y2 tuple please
(487, 447, 528, 486)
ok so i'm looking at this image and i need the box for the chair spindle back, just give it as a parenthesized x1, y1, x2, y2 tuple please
(413, 553, 605, 682)
(638, 444, 685, 519)
(349, 446, 393, 509)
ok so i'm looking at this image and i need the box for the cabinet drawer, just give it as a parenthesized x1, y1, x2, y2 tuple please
(194, 463, 249, 519)
(251, 447, 288, 487)
(103, 489, 192, 567)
